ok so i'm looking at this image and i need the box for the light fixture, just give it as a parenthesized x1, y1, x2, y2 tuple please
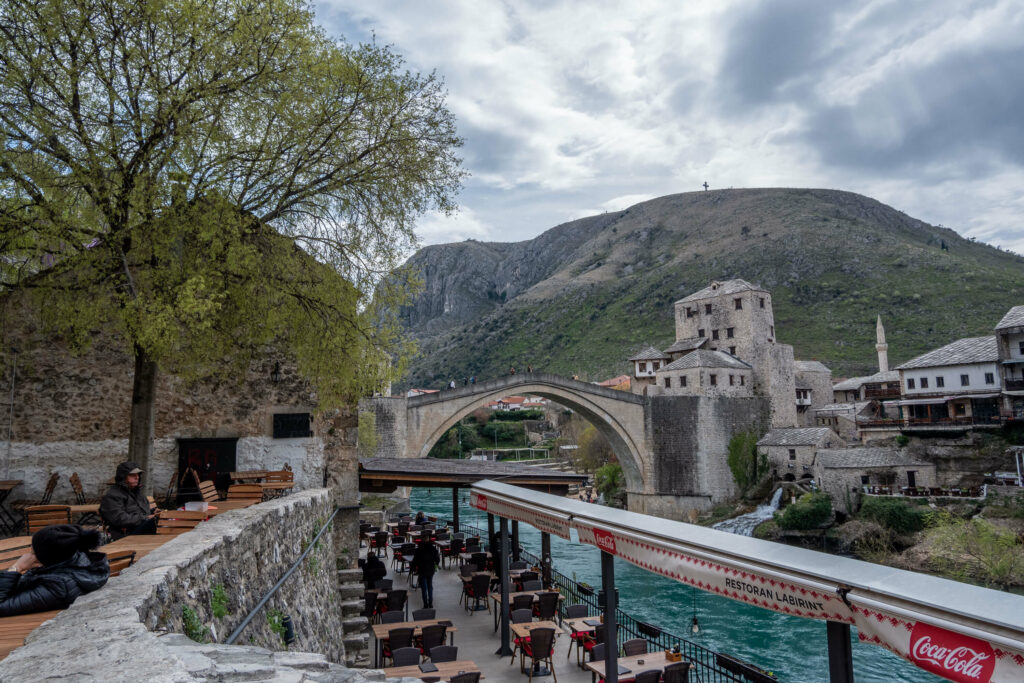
(270, 361, 281, 383)
(690, 586, 701, 634)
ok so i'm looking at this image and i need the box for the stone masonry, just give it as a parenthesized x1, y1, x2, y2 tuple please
(0, 489, 356, 680)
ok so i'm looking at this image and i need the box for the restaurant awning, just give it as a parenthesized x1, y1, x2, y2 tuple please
(896, 397, 951, 406)
(471, 479, 1024, 682)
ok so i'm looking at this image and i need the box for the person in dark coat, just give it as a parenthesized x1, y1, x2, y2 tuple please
(100, 461, 158, 540)
(362, 552, 385, 585)
(0, 524, 109, 617)
(410, 538, 441, 608)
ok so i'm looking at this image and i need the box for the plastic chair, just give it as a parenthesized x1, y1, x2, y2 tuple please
(391, 646, 421, 667)
(522, 627, 556, 683)
(623, 638, 648, 656)
(429, 645, 458, 663)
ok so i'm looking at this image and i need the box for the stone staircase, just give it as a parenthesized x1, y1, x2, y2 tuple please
(338, 568, 371, 668)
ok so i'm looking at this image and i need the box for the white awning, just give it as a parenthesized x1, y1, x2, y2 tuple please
(469, 488, 572, 539)
(471, 480, 1024, 682)
(949, 393, 1000, 400)
(897, 398, 951, 406)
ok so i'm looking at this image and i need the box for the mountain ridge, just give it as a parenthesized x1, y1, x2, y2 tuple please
(397, 188, 1024, 390)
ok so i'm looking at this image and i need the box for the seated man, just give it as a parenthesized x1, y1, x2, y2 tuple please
(100, 462, 158, 540)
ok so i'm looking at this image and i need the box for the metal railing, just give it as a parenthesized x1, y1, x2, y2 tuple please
(459, 522, 762, 683)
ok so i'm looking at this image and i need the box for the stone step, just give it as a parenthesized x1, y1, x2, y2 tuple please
(339, 583, 365, 600)
(340, 598, 365, 617)
(342, 616, 368, 634)
(337, 568, 363, 583)
(342, 632, 370, 653)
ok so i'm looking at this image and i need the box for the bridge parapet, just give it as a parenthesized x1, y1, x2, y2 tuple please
(407, 372, 645, 407)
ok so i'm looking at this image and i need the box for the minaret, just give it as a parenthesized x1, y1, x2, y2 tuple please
(876, 315, 889, 373)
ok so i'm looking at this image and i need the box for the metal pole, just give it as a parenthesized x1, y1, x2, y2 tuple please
(511, 520, 520, 562)
(496, 516, 513, 655)
(487, 513, 495, 549)
(541, 532, 552, 590)
(601, 550, 619, 683)
(452, 487, 460, 533)
(826, 621, 855, 683)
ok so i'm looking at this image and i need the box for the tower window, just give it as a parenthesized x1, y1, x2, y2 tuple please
(729, 375, 734, 386)
(686, 307, 695, 318)
(664, 377, 671, 388)
(734, 298, 742, 310)
(639, 362, 647, 372)
(681, 375, 687, 387)
(712, 329, 720, 340)
(759, 297, 765, 309)
(698, 329, 705, 337)
(726, 327, 734, 338)
(710, 374, 717, 386)
(729, 346, 736, 355)
(788, 449, 796, 460)
(705, 303, 712, 314)
(740, 375, 745, 386)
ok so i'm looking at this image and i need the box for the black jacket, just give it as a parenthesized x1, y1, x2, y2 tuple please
(411, 542, 441, 578)
(0, 551, 109, 617)
(99, 463, 152, 540)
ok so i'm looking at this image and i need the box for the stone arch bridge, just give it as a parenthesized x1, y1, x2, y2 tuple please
(360, 372, 768, 519)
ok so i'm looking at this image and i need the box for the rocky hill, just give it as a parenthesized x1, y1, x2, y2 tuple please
(396, 188, 1024, 390)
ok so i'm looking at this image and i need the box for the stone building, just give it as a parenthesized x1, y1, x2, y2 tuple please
(630, 279, 827, 428)
(996, 306, 1024, 420)
(757, 426, 844, 482)
(814, 448, 936, 514)
(814, 401, 880, 442)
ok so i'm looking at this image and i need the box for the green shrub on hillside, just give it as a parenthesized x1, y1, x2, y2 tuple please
(859, 497, 928, 534)
(776, 493, 832, 530)
(491, 409, 544, 421)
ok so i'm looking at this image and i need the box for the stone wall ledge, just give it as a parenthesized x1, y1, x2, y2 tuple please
(0, 488, 376, 682)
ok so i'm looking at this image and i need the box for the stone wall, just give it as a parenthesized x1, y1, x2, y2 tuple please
(0, 489, 351, 680)
(0, 331, 329, 502)
(796, 366, 834, 427)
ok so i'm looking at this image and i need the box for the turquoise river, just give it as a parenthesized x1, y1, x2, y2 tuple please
(409, 487, 945, 683)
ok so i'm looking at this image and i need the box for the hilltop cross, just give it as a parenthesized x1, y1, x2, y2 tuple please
(703, 181, 709, 191)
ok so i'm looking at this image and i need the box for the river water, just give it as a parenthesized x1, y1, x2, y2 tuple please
(409, 487, 944, 683)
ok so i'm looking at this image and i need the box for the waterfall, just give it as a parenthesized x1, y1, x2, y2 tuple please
(712, 487, 784, 536)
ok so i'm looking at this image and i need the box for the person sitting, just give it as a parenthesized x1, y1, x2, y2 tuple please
(414, 510, 427, 525)
(0, 524, 109, 616)
(362, 552, 385, 584)
(99, 461, 158, 541)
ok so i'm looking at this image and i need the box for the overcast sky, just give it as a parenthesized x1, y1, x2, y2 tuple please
(319, 1, 1024, 255)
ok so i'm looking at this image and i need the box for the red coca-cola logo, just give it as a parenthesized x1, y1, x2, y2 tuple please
(909, 623, 994, 683)
(472, 493, 488, 511)
(593, 529, 617, 555)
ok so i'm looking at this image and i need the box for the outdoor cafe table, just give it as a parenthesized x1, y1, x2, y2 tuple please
(0, 610, 60, 661)
(382, 659, 483, 682)
(511, 621, 565, 675)
(585, 649, 677, 683)
(0, 481, 22, 535)
(204, 500, 258, 516)
(370, 618, 457, 666)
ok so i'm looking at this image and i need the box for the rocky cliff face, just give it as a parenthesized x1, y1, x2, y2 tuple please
(396, 188, 1024, 390)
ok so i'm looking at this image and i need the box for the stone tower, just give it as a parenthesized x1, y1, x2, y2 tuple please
(876, 315, 889, 373)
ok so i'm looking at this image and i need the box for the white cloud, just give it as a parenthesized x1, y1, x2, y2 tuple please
(413, 207, 491, 246)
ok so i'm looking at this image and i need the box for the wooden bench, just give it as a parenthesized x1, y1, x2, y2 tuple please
(227, 484, 263, 502)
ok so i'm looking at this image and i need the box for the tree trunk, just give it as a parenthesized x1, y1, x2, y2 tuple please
(128, 344, 158, 497)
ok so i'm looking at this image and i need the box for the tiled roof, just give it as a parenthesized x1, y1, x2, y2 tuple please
(757, 427, 839, 447)
(814, 402, 856, 413)
(895, 336, 998, 370)
(795, 360, 831, 374)
(664, 337, 707, 354)
(832, 370, 899, 391)
(597, 375, 631, 387)
(816, 448, 931, 469)
(660, 349, 752, 371)
(674, 279, 765, 304)
(628, 346, 670, 361)
(996, 306, 1024, 331)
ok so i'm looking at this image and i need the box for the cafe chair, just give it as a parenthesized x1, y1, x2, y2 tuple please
(363, 591, 380, 624)
(564, 604, 589, 662)
(464, 573, 491, 614)
(511, 560, 529, 570)
(623, 638, 649, 656)
(69, 473, 102, 526)
(384, 589, 408, 621)
(411, 608, 435, 620)
(418, 624, 447, 659)
(588, 644, 606, 683)
(534, 591, 559, 620)
(509, 609, 535, 669)
(633, 670, 661, 683)
(522, 580, 544, 592)
(380, 610, 406, 624)
(522, 627, 557, 683)
(512, 593, 534, 613)
(391, 646, 421, 668)
(662, 661, 691, 683)
(582, 626, 605, 669)
(450, 672, 481, 683)
(429, 645, 458, 663)
(382, 627, 414, 665)
(105, 549, 137, 577)
(25, 505, 71, 534)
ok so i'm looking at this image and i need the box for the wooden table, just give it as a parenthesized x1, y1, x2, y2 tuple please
(383, 659, 483, 682)
(585, 649, 675, 681)
(205, 500, 258, 516)
(511, 620, 564, 639)
(489, 590, 563, 630)
(370, 618, 457, 666)
(260, 482, 294, 498)
(0, 536, 33, 568)
(0, 610, 60, 661)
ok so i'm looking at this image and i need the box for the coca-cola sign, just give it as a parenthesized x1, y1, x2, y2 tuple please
(472, 493, 488, 511)
(593, 528, 617, 555)
(909, 623, 995, 683)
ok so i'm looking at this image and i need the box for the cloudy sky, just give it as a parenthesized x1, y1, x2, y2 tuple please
(319, 0, 1024, 254)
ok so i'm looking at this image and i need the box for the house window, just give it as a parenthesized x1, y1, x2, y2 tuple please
(907, 378, 915, 390)
(710, 374, 717, 386)
(936, 376, 944, 388)
(729, 346, 736, 355)
(664, 377, 671, 388)
(955, 403, 967, 415)
(726, 327, 734, 338)
(653, 361, 660, 370)
(698, 329, 705, 337)
(961, 374, 970, 386)
(639, 362, 647, 372)
(788, 449, 796, 460)
(759, 297, 765, 309)
(861, 475, 870, 485)
(920, 377, 929, 389)
(705, 303, 712, 314)
(729, 375, 734, 386)
(681, 375, 687, 387)
(985, 372, 995, 384)
(712, 329, 720, 340)
(734, 298, 742, 310)
(1019, 341, 1024, 354)
(686, 307, 695, 318)
(740, 375, 745, 386)
(273, 413, 312, 439)
(769, 326, 774, 338)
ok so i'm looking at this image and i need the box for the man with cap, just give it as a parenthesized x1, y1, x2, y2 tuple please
(100, 461, 159, 540)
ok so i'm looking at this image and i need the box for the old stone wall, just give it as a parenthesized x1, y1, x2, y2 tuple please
(796, 367, 834, 427)
(766, 343, 798, 428)
(0, 489, 350, 680)
(359, 397, 408, 459)
(0, 332, 328, 502)
(904, 432, 1015, 487)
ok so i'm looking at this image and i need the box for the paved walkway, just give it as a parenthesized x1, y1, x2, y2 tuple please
(372, 552, 595, 683)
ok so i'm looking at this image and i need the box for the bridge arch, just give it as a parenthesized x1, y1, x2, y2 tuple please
(405, 374, 650, 493)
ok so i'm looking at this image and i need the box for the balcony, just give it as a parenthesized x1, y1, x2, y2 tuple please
(857, 415, 1007, 430)
(1005, 378, 1024, 391)
(864, 386, 901, 399)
